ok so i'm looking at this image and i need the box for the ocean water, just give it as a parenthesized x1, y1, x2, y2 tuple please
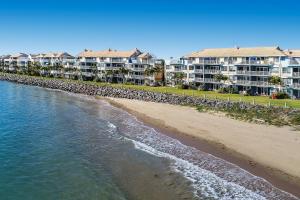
(0, 81, 298, 200)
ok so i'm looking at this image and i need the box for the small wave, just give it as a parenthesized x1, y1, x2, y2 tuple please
(132, 139, 266, 200)
(96, 101, 299, 200)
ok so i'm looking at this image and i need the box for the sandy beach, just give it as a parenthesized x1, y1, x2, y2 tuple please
(107, 97, 300, 197)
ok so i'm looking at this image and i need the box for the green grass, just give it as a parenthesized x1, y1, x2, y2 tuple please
(86, 81, 300, 109)
(3, 73, 300, 109)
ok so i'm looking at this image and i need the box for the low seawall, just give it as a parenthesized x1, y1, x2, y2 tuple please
(0, 73, 298, 125)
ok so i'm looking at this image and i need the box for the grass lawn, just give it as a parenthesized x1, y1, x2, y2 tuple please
(84, 80, 300, 109)
(8, 74, 300, 109)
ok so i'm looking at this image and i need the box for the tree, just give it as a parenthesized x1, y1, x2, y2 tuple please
(214, 73, 228, 82)
(268, 76, 284, 92)
(119, 67, 129, 83)
(104, 70, 114, 83)
(144, 66, 155, 77)
(40, 66, 50, 76)
(174, 72, 185, 85)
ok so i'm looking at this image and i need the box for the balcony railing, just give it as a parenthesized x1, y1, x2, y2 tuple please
(236, 71, 270, 76)
(194, 77, 204, 82)
(81, 72, 94, 77)
(204, 78, 221, 83)
(84, 58, 97, 62)
(199, 60, 220, 65)
(194, 69, 203, 73)
(204, 69, 220, 74)
(289, 60, 300, 65)
(236, 80, 271, 87)
(131, 74, 144, 79)
(236, 61, 272, 65)
(293, 83, 300, 89)
(132, 68, 145, 72)
(293, 72, 300, 77)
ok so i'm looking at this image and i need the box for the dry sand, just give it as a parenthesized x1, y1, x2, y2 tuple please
(107, 98, 300, 183)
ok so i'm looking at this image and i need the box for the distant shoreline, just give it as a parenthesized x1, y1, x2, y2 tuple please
(106, 97, 300, 198)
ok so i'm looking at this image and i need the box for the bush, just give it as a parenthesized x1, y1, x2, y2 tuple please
(272, 92, 290, 99)
(176, 84, 189, 89)
(290, 113, 300, 125)
(124, 82, 134, 85)
(217, 87, 238, 94)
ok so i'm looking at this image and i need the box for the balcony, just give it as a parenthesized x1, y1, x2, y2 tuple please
(204, 78, 221, 84)
(236, 80, 271, 87)
(111, 59, 124, 63)
(293, 83, 300, 89)
(235, 60, 272, 66)
(132, 74, 144, 79)
(194, 69, 203, 73)
(132, 67, 145, 72)
(84, 58, 97, 62)
(289, 60, 300, 66)
(131, 74, 144, 79)
(204, 69, 220, 74)
(81, 72, 94, 77)
(193, 77, 204, 82)
(293, 72, 300, 78)
(236, 71, 270, 76)
(198, 60, 220, 65)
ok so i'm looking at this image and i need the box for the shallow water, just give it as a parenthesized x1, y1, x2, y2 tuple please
(0, 81, 298, 200)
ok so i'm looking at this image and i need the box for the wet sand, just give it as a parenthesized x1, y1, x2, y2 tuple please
(106, 97, 300, 198)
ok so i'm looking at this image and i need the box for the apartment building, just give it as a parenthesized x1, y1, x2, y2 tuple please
(284, 50, 300, 97)
(164, 46, 300, 97)
(165, 58, 188, 86)
(0, 55, 11, 71)
(33, 52, 76, 78)
(5, 53, 32, 73)
(77, 48, 157, 84)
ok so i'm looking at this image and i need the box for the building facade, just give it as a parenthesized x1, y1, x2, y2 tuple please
(77, 48, 159, 84)
(165, 46, 300, 98)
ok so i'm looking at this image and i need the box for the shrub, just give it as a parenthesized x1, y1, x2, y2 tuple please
(176, 84, 189, 89)
(217, 87, 238, 94)
(272, 92, 290, 99)
(289, 113, 300, 125)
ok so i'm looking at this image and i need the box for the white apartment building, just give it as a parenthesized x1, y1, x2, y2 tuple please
(165, 58, 188, 86)
(34, 52, 76, 77)
(6, 53, 32, 72)
(77, 48, 156, 84)
(0, 55, 11, 71)
(165, 46, 300, 98)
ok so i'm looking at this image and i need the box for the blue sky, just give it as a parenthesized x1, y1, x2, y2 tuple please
(0, 0, 300, 58)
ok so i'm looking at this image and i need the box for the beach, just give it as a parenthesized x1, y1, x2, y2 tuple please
(107, 97, 300, 197)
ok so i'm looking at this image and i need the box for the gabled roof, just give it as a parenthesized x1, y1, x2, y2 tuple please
(187, 46, 286, 58)
(138, 52, 152, 59)
(78, 48, 142, 58)
(38, 52, 74, 58)
(0, 55, 10, 59)
(10, 53, 29, 58)
(284, 50, 300, 58)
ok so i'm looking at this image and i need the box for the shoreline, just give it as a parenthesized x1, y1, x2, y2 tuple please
(106, 97, 300, 198)
(1, 74, 300, 197)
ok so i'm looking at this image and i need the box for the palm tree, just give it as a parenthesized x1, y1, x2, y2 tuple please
(145, 66, 155, 76)
(104, 70, 114, 83)
(174, 72, 185, 85)
(268, 76, 284, 92)
(214, 73, 228, 82)
(119, 67, 129, 83)
(40, 66, 50, 76)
